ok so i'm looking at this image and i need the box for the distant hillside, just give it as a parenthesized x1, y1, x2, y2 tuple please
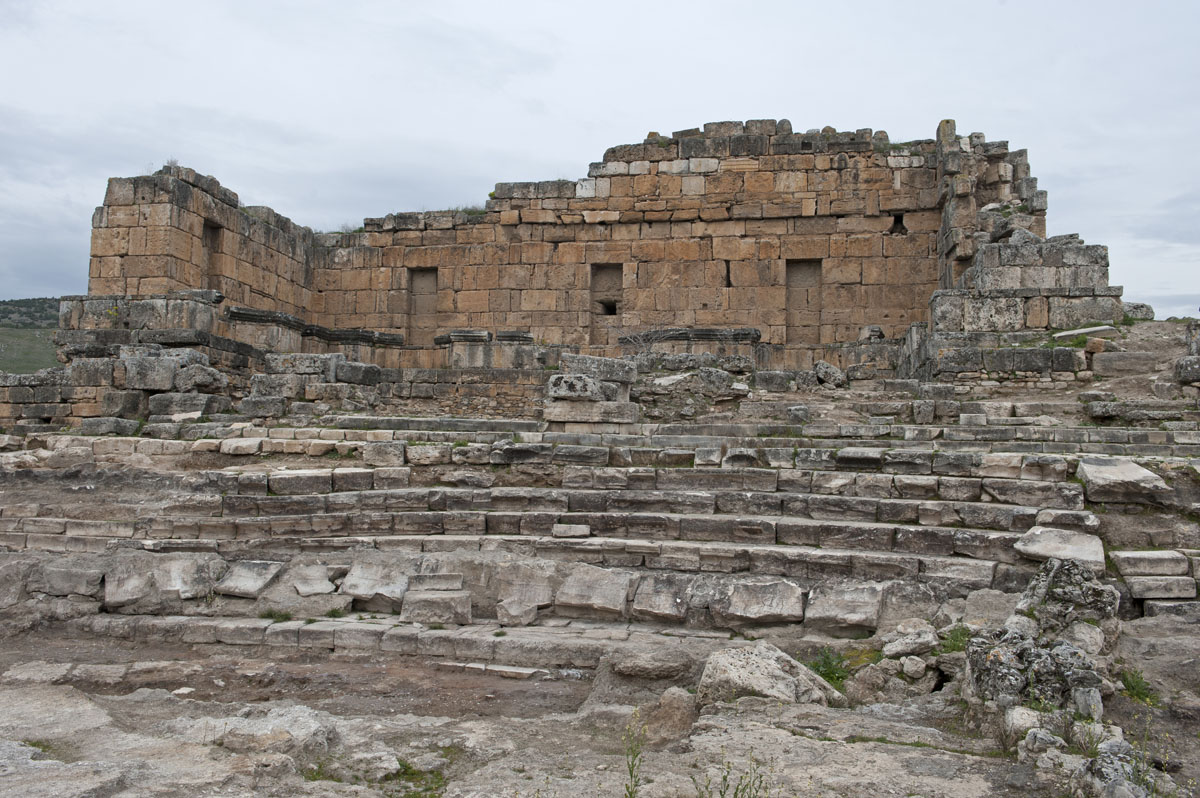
(0, 297, 59, 328)
(0, 297, 60, 373)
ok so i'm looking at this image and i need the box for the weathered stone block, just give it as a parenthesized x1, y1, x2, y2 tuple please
(547, 373, 604, 401)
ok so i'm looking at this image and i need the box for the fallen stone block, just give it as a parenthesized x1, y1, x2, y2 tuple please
(1014, 526, 1105, 572)
(1075, 457, 1171, 504)
(214, 560, 284, 599)
(697, 641, 846, 706)
(340, 561, 409, 611)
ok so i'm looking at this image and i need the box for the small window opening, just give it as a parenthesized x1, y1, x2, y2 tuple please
(889, 213, 908, 235)
(723, 261, 731, 288)
(597, 299, 618, 316)
(800, 141, 813, 152)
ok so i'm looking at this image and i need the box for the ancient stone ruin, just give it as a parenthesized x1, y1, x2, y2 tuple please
(1, 119, 1198, 797)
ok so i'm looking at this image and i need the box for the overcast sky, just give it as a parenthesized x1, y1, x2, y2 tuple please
(1, 0, 1196, 317)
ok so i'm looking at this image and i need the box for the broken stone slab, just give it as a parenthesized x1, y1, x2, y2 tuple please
(712, 579, 806, 625)
(803, 583, 883, 635)
(496, 597, 538, 626)
(214, 560, 284, 599)
(696, 641, 846, 707)
(554, 564, 637, 617)
(542, 400, 639, 423)
(1052, 325, 1118, 340)
(559, 353, 636, 383)
(1014, 527, 1105, 573)
(546, 373, 604, 401)
(1075, 457, 1171, 504)
(289, 564, 337, 597)
(339, 561, 409, 611)
(399, 590, 472, 624)
(1110, 550, 1190, 577)
(1125, 576, 1197, 600)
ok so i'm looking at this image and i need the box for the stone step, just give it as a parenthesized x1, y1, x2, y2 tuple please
(34, 418, 1200, 467)
(3, 517, 1028, 588)
(63, 613, 728, 669)
(1, 477, 1088, 539)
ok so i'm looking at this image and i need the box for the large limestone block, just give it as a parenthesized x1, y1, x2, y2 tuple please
(713, 579, 806, 625)
(804, 583, 883, 635)
(1075, 458, 1170, 504)
(542, 401, 638, 423)
(1014, 526, 1105, 572)
(559, 353, 636, 383)
(554, 564, 636, 617)
(1110, 550, 1190, 577)
(214, 560, 284, 599)
(696, 641, 846, 707)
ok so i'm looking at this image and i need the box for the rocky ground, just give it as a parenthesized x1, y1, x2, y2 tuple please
(2, 573, 1196, 798)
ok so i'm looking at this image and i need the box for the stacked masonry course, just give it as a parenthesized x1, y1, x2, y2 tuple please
(2, 117, 1198, 670)
(78, 119, 1117, 372)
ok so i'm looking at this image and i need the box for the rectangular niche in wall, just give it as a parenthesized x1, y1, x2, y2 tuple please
(785, 259, 822, 345)
(407, 268, 438, 347)
(590, 263, 623, 345)
(202, 221, 223, 292)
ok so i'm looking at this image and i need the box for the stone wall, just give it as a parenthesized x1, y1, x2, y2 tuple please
(74, 118, 1124, 383)
(89, 168, 315, 318)
(85, 120, 987, 361)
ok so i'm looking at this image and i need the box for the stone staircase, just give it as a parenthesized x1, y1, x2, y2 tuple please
(3, 403, 1197, 653)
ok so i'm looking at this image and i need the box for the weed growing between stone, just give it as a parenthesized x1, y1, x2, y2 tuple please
(803, 648, 849, 692)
